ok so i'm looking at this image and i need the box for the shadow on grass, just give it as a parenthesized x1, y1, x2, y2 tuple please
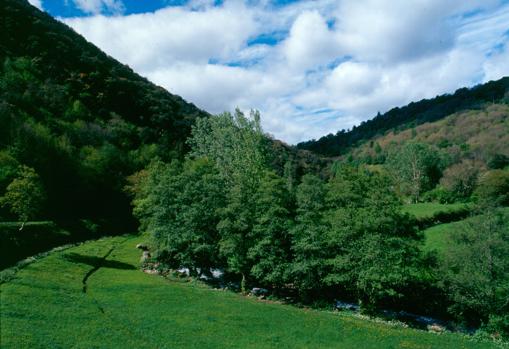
(63, 253, 136, 270)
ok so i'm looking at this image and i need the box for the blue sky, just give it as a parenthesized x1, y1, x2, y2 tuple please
(30, 0, 509, 144)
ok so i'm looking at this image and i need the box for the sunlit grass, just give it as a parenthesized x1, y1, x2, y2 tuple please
(422, 207, 509, 254)
(1, 235, 496, 348)
(402, 203, 469, 219)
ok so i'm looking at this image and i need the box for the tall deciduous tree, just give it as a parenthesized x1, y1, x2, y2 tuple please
(248, 171, 293, 288)
(291, 174, 329, 300)
(188, 109, 269, 291)
(439, 209, 509, 334)
(188, 109, 267, 190)
(387, 142, 441, 202)
(0, 165, 45, 229)
(440, 159, 483, 200)
(324, 165, 420, 311)
(130, 158, 226, 274)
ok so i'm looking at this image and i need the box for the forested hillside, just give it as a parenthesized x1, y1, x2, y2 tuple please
(344, 103, 509, 168)
(0, 0, 328, 232)
(0, 0, 208, 230)
(329, 103, 509, 205)
(297, 78, 509, 156)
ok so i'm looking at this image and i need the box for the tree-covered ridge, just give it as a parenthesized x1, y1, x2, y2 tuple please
(345, 103, 509, 167)
(1, 0, 208, 142)
(297, 78, 509, 156)
(0, 0, 209, 229)
(329, 103, 509, 204)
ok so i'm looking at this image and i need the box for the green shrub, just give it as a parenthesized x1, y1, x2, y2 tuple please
(421, 186, 457, 204)
(474, 170, 509, 206)
(479, 314, 509, 341)
(438, 209, 509, 332)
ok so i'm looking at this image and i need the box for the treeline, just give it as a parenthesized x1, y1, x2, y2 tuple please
(297, 77, 509, 156)
(131, 110, 509, 339)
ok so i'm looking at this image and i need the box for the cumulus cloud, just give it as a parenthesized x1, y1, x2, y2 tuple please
(282, 10, 342, 70)
(61, 0, 509, 143)
(65, 2, 256, 70)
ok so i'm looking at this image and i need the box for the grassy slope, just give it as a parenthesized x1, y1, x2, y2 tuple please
(423, 220, 466, 253)
(423, 207, 509, 253)
(402, 203, 468, 219)
(1, 236, 496, 349)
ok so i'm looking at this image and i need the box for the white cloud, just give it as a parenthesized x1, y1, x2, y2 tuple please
(71, 0, 124, 15)
(28, 0, 43, 10)
(61, 0, 509, 144)
(282, 10, 342, 70)
(65, 2, 256, 70)
(484, 45, 509, 82)
(149, 63, 261, 113)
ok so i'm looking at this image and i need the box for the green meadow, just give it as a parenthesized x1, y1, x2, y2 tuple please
(1, 235, 496, 348)
(423, 207, 509, 253)
(402, 203, 469, 219)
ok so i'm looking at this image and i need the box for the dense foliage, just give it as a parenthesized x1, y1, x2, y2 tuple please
(134, 112, 410, 306)
(322, 103, 509, 207)
(438, 208, 509, 339)
(0, 0, 208, 230)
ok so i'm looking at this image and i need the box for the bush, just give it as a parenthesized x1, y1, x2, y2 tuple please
(438, 209, 509, 331)
(421, 186, 457, 204)
(440, 160, 483, 200)
(487, 154, 509, 170)
(479, 314, 509, 341)
(474, 169, 509, 206)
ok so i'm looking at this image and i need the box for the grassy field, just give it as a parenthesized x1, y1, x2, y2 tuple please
(402, 203, 469, 219)
(423, 207, 509, 253)
(1, 235, 496, 348)
(422, 220, 465, 253)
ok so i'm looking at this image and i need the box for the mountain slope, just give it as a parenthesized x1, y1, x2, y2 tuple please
(1, 0, 208, 148)
(297, 78, 509, 156)
(0, 0, 208, 229)
(347, 103, 509, 166)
